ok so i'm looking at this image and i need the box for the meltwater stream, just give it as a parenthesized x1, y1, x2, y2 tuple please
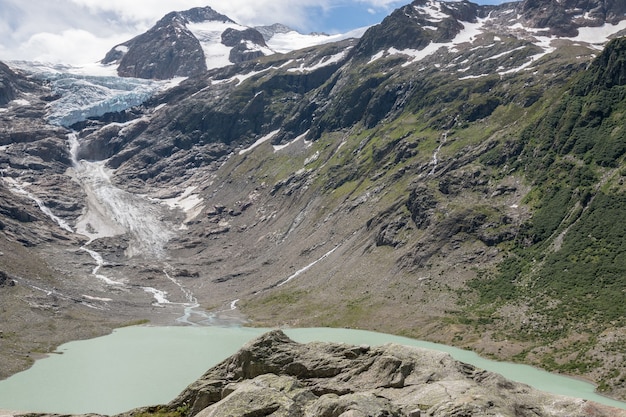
(0, 326, 625, 415)
(67, 133, 212, 321)
(68, 133, 174, 258)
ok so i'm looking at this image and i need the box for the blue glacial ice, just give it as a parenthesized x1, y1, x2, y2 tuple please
(11, 62, 179, 127)
(43, 73, 162, 127)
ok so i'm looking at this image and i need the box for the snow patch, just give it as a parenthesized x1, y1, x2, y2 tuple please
(244, 40, 273, 56)
(498, 35, 556, 75)
(414, 1, 450, 22)
(187, 21, 248, 70)
(369, 50, 385, 64)
(484, 46, 526, 61)
(379, 18, 487, 67)
(143, 287, 170, 304)
(267, 27, 367, 54)
(287, 51, 347, 73)
(304, 151, 320, 166)
(11, 99, 30, 106)
(569, 20, 626, 46)
(161, 186, 205, 228)
(239, 129, 281, 155)
(83, 295, 113, 302)
(212, 67, 272, 86)
(273, 130, 310, 152)
(458, 74, 489, 80)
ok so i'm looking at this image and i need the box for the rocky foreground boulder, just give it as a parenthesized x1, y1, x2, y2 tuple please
(116, 330, 625, 417)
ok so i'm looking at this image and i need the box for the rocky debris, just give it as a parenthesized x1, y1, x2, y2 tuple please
(438, 170, 488, 196)
(0, 270, 16, 287)
(374, 215, 413, 248)
(147, 330, 626, 417)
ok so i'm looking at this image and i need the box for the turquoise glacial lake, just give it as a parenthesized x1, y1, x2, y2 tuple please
(0, 326, 625, 415)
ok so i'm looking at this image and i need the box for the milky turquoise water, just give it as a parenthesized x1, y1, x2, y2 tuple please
(0, 326, 625, 415)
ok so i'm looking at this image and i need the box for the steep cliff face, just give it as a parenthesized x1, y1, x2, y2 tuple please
(101, 6, 271, 79)
(102, 9, 212, 79)
(0, 63, 17, 106)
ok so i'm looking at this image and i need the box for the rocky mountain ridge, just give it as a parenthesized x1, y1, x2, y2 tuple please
(101, 6, 350, 80)
(102, 7, 241, 79)
(1, 0, 626, 406)
(121, 330, 626, 417)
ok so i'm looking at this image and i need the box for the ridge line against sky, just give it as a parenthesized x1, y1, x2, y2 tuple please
(0, 0, 510, 65)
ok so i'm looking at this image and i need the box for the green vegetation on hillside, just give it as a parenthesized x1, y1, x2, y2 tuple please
(465, 38, 626, 384)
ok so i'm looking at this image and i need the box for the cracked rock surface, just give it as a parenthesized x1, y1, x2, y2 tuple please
(141, 330, 626, 417)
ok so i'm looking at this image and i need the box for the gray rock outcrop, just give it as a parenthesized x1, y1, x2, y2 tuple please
(159, 330, 625, 417)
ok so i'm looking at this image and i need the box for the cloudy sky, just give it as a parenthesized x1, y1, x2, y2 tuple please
(0, 0, 508, 65)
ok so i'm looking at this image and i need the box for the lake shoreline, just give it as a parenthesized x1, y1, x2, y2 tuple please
(1, 325, 626, 415)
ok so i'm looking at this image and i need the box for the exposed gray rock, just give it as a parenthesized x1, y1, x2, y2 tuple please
(101, 6, 233, 79)
(102, 6, 270, 79)
(255, 23, 296, 42)
(0, 62, 17, 106)
(160, 330, 626, 417)
(104, 14, 207, 80)
(518, 0, 626, 35)
(0, 270, 16, 287)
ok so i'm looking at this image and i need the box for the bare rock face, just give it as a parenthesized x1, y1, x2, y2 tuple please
(0, 62, 17, 106)
(102, 6, 271, 79)
(101, 7, 234, 79)
(518, 0, 626, 36)
(158, 330, 626, 417)
(103, 12, 207, 80)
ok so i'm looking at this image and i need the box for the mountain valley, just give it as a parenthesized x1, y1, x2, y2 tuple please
(1, 0, 626, 411)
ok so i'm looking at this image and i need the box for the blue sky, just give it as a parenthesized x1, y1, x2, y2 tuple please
(309, 0, 508, 33)
(0, 0, 511, 64)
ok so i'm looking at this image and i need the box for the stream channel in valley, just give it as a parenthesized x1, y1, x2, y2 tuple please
(2, 128, 626, 415)
(0, 326, 626, 415)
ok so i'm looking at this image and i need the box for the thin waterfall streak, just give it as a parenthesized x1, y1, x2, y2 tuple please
(277, 245, 339, 287)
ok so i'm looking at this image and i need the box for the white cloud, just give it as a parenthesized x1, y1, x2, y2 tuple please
(13, 30, 131, 65)
(357, 0, 404, 7)
(1, 0, 336, 63)
(66, 0, 333, 31)
(0, 0, 503, 64)
(0, 0, 139, 63)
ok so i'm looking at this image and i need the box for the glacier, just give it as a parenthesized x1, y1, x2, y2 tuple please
(10, 61, 181, 127)
(46, 74, 158, 127)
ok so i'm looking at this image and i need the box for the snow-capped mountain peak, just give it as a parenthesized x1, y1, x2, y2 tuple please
(357, 0, 626, 79)
(101, 6, 366, 80)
